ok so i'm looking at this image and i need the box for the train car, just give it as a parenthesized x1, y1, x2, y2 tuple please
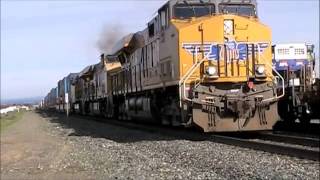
(43, 87, 58, 110)
(81, 63, 100, 115)
(57, 79, 64, 112)
(272, 43, 320, 124)
(65, 73, 78, 113)
(102, 0, 284, 132)
(92, 54, 121, 117)
(74, 65, 95, 115)
(73, 73, 85, 114)
(73, 55, 121, 116)
(56, 73, 78, 113)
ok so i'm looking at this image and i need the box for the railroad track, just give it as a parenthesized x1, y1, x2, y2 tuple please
(256, 131, 319, 147)
(42, 111, 320, 161)
(208, 134, 319, 162)
(273, 121, 320, 135)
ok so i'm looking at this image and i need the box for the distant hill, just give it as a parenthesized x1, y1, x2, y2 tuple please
(1, 96, 43, 105)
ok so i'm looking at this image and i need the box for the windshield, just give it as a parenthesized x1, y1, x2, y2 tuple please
(173, 4, 215, 19)
(219, 4, 256, 17)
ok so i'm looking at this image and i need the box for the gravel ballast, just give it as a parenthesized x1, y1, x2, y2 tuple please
(2, 111, 319, 179)
(42, 112, 319, 179)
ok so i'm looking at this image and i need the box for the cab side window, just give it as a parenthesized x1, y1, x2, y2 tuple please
(148, 23, 155, 37)
(159, 5, 169, 30)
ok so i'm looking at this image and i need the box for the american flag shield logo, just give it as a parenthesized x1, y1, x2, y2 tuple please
(226, 42, 239, 62)
(182, 41, 269, 63)
(238, 43, 248, 60)
(210, 42, 240, 62)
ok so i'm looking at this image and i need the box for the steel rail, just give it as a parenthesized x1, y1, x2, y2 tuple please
(207, 135, 319, 161)
(256, 132, 320, 147)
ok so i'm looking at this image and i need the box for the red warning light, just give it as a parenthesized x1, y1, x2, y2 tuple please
(247, 81, 254, 89)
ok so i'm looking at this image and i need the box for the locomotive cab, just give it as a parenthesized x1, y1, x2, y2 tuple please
(170, 0, 283, 131)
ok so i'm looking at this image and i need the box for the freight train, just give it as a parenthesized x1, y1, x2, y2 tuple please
(41, 0, 285, 132)
(272, 43, 320, 124)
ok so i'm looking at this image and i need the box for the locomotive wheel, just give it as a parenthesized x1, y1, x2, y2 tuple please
(159, 107, 176, 126)
(150, 95, 162, 125)
(100, 101, 107, 118)
(159, 99, 180, 126)
(159, 104, 171, 126)
(300, 117, 311, 125)
(283, 114, 297, 123)
(300, 110, 311, 126)
(118, 103, 125, 120)
(161, 115, 171, 126)
(84, 102, 90, 115)
(278, 97, 297, 123)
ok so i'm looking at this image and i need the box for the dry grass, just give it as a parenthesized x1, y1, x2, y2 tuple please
(0, 110, 25, 133)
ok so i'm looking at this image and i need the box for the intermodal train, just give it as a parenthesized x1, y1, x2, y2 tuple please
(272, 43, 320, 124)
(41, 0, 285, 132)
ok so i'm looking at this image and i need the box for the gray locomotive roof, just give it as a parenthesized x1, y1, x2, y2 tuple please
(109, 0, 257, 57)
(79, 65, 95, 77)
(163, 0, 258, 16)
(67, 73, 78, 78)
(110, 33, 134, 55)
(166, 0, 257, 6)
(109, 31, 145, 56)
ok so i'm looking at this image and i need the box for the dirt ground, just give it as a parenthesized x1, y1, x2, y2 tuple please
(1, 111, 81, 180)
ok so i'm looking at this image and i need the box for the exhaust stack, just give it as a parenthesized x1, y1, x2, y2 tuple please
(100, 53, 105, 64)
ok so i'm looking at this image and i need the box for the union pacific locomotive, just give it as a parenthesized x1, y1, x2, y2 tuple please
(42, 0, 285, 132)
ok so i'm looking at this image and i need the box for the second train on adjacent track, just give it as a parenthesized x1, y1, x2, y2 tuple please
(272, 43, 320, 124)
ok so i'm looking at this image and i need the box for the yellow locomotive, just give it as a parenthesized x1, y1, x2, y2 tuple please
(104, 0, 284, 132)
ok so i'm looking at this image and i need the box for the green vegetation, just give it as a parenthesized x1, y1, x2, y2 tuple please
(0, 110, 25, 133)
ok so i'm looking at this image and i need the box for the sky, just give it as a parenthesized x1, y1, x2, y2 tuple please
(1, 0, 319, 100)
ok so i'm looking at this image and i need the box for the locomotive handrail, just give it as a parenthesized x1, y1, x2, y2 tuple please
(179, 53, 210, 106)
(262, 61, 285, 103)
(182, 57, 207, 103)
(243, 42, 285, 103)
(256, 43, 261, 64)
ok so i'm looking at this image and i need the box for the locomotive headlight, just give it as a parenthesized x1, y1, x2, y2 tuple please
(206, 66, 217, 76)
(224, 19, 234, 35)
(255, 65, 265, 75)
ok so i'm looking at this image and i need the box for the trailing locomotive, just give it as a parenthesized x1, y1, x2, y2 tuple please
(272, 43, 320, 124)
(42, 0, 284, 132)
